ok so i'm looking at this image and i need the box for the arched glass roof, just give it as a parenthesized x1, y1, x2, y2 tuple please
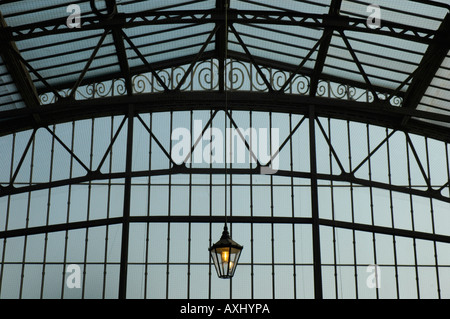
(0, 0, 448, 138)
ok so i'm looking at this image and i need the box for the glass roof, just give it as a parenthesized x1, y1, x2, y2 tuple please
(0, 0, 448, 134)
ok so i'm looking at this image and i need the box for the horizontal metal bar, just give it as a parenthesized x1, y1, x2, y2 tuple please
(0, 217, 123, 239)
(0, 165, 448, 203)
(1, 10, 439, 44)
(3, 214, 450, 246)
(2, 91, 449, 141)
(319, 218, 450, 244)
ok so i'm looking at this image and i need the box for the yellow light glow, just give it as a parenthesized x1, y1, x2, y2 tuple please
(221, 250, 229, 263)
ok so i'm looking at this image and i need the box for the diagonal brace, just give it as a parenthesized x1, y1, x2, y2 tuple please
(229, 24, 273, 92)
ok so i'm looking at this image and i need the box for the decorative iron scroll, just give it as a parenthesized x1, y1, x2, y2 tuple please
(39, 58, 403, 107)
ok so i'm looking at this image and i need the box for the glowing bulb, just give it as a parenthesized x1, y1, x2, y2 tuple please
(221, 250, 229, 263)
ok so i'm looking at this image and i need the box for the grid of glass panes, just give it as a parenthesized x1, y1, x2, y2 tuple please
(1, 111, 450, 299)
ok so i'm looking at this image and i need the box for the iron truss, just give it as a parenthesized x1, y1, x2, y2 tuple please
(1, 104, 449, 203)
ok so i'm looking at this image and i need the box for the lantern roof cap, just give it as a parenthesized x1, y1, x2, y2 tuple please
(209, 225, 243, 250)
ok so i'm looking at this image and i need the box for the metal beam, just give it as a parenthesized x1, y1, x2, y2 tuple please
(2, 10, 439, 44)
(309, 105, 323, 299)
(4, 215, 450, 246)
(401, 13, 450, 125)
(0, 12, 40, 123)
(118, 105, 134, 299)
(1, 91, 450, 142)
(111, 17, 133, 96)
(310, 0, 342, 97)
(215, 0, 229, 93)
(1, 165, 449, 203)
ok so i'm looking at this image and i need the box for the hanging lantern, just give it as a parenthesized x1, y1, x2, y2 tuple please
(209, 225, 243, 279)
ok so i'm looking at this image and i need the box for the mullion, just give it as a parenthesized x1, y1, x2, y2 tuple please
(103, 116, 115, 299)
(208, 109, 213, 299)
(249, 110, 255, 299)
(143, 113, 153, 299)
(346, 121, 359, 299)
(447, 143, 450, 198)
(269, 112, 275, 298)
(82, 118, 96, 298)
(19, 129, 36, 298)
(366, 124, 379, 299)
(289, 113, 298, 299)
(385, 127, 400, 299)
(229, 110, 234, 299)
(328, 118, 339, 298)
(0, 133, 15, 298)
(40, 130, 55, 299)
(308, 109, 322, 299)
(187, 111, 193, 299)
(425, 137, 441, 299)
(165, 111, 174, 299)
(406, 135, 420, 299)
(60, 121, 76, 299)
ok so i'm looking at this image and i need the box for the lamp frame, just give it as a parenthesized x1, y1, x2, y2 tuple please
(209, 225, 243, 279)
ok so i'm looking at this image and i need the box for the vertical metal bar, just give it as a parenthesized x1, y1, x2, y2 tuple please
(446, 143, 450, 197)
(118, 105, 135, 299)
(0, 133, 15, 298)
(446, 142, 450, 198)
(425, 137, 441, 299)
(289, 113, 297, 299)
(165, 111, 173, 299)
(40, 129, 52, 298)
(19, 127, 36, 299)
(144, 113, 153, 299)
(269, 112, 275, 299)
(187, 110, 193, 299)
(219, 53, 225, 93)
(229, 110, 233, 299)
(60, 121, 76, 299)
(82, 118, 95, 299)
(406, 134, 420, 299)
(249, 110, 255, 300)
(347, 121, 359, 299)
(327, 118, 339, 298)
(309, 105, 323, 299)
(366, 124, 379, 299)
(208, 110, 213, 299)
(385, 127, 400, 299)
(103, 116, 115, 299)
